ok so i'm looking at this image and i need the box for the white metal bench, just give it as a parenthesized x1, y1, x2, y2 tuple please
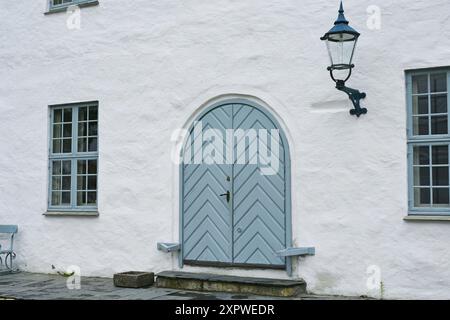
(0, 225, 18, 272)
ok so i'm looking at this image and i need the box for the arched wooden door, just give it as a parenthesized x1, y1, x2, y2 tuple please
(180, 100, 291, 269)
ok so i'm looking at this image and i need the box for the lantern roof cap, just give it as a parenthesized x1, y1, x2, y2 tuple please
(321, 1, 360, 41)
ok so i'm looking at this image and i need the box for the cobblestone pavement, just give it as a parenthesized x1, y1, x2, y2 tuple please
(0, 272, 363, 300)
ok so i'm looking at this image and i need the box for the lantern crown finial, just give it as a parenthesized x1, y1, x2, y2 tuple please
(335, 1, 349, 25)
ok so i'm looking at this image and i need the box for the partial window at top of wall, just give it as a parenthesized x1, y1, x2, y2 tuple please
(47, 0, 99, 13)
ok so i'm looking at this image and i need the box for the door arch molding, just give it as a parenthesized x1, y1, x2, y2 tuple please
(179, 97, 293, 274)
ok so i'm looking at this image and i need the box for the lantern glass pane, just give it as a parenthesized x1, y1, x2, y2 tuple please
(325, 36, 357, 69)
(328, 32, 356, 41)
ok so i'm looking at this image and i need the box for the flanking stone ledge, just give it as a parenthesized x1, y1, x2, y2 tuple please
(43, 211, 99, 217)
(404, 215, 450, 222)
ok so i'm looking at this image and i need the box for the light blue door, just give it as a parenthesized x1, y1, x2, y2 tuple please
(182, 106, 233, 264)
(181, 101, 289, 268)
(232, 104, 286, 267)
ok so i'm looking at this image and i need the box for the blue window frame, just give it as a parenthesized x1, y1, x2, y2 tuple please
(48, 0, 98, 11)
(48, 101, 98, 212)
(407, 68, 450, 215)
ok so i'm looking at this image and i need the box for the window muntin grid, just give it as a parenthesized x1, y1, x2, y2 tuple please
(408, 69, 450, 214)
(48, 102, 98, 211)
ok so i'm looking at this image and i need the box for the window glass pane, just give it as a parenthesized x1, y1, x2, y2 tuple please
(431, 73, 447, 93)
(88, 138, 98, 152)
(52, 139, 61, 153)
(78, 138, 87, 152)
(414, 188, 430, 206)
(413, 96, 428, 115)
(431, 94, 447, 114)
(62, 160, 71, 175)
(432, 145, 448, 164)
(77, 176, 86, 190)
(63, 124, 72, 138)
(54, 109, 62, 123)
(88, 160, 97, 174)
(53, 124, 62, 138)
(88, 176, 97, 190)
(78, 123, 87, 137)
(52, 177, 61, 190)
(51, 192, 61, 206)
(77, 160, 87, 174)
(62, 176, 71, 190)
(87, 192, 97, 204)
(89, 106, 98, 121)
(79, 107, 88, 121)
(63, 108, 72, 122)
(52, 160, 61, 175)
(413, 116, 429, 135)
(431, 115, 447, 134)
(432, 167, 449, 186)
(61, 192, 71, 205)
(413, 146, 429, 165)
(412, 75, 428, 94)
(77, 192, 86, 206)
(432, 188, 449, 206)
(89, 122, 98, 136)
(414, 167, 430, 186)
(62, 139, 72, 153)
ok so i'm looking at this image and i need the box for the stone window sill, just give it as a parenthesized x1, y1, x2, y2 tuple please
(404, 215, 450, 222)
(43, 211, 99, 217)
(45, 1, 99, 15)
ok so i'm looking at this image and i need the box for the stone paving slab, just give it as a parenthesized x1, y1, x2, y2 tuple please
(0, 272, 366, 300)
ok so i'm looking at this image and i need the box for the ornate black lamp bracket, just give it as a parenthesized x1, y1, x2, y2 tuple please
(336, 80, 367, 117)
(329, 67, 368, 117)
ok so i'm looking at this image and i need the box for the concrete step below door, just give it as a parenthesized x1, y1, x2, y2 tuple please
(155, 271, 307, 297)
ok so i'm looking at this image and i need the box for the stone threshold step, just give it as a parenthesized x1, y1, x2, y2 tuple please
(156, 271, 307, 297)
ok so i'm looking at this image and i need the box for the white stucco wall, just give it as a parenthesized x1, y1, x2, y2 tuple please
(1, 0, 450, 299)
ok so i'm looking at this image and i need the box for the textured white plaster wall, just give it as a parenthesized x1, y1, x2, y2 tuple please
(0, 0, 450, 299)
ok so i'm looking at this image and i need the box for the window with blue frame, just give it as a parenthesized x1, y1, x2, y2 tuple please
(48, 102, 98, 211)
(49, 0, 98, 11)
(407, 69, 450, 214)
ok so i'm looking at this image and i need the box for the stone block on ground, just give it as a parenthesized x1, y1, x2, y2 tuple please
(113, 271, 154, 288)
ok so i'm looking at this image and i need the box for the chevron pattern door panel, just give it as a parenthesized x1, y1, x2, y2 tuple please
(232, 104, 286, 267)
(182, 106, 233, 264)
(182, 103, 288, 268)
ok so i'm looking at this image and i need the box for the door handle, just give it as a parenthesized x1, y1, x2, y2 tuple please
(219, 191, 231, 203)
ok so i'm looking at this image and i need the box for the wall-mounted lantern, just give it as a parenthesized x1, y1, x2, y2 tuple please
(321, 1, 367, 117)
